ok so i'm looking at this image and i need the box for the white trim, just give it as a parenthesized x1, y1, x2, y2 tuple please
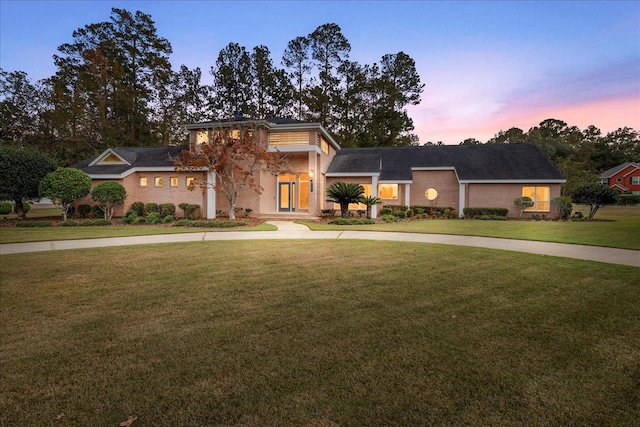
(207, 172, 216, 219)
(325, 172, 380, 177)
(405, 183, 411, 207)
(459, 179, 566, 184)
(371, 175, 379, 219)
(89, 149, 131, 166)
(269, 145, 322, 154)
(380, 180, 412, 184)
(458, 183, 466, 217)
(622, 166, 640, 178)
(87, 166, 198, 180)
(411, 167, 456, 171)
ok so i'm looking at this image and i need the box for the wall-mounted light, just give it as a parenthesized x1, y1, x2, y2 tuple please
(309, 169, 314, 193)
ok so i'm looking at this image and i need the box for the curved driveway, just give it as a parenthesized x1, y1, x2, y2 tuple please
(1, 221, 638, 267)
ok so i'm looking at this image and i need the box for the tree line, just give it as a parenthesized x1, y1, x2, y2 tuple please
(0, 8, 424, 166)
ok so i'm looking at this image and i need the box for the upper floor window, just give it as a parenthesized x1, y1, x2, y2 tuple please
(140, 177, 148, 187)
(170, 177, 179, 187)
(522, 186, 550, 212)
(155, 177, 163, 187)
(631, 176, 640, 185)
(321, 137, 329, 155)
(599, 178, 608, 185)
(186, 177, 195, 188)
(269, 131, 309, 147)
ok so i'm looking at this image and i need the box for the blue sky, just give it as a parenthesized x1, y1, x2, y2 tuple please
(2, 0, 639, 144)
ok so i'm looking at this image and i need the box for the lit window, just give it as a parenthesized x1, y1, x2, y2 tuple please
(170, 177, 179, 187)
(631, 176, 640, 185)
(155, 177, 163, 187)
(321, 137, 329, 155)
(522, 186, 550, 212)
(140, 177, 148, 187)
(378, 184, 398, 200)
(186, 177, 195, 188)
(425, 188, 438, 201)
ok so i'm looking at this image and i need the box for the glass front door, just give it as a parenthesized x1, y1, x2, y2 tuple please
(278, 182, 296, 212)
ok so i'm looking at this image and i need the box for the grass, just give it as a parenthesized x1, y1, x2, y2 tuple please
(303, 205, 640, 250)
(0, 221, 277, 244)
(1, 240, 639, 426)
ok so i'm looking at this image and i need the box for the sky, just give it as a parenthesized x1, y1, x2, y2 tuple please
(1, 0, 639, 145)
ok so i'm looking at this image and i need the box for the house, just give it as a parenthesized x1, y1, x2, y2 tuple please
(326, 143, 565, 218)
(599, 162, 640, 194)
(74, 117, 565, 219)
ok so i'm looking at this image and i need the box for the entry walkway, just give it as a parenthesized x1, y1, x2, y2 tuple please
(1, 221, 638, 267)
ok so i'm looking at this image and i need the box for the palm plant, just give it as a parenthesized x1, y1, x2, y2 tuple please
(358, 195, 382, 219)
(326, 182, 365, 218)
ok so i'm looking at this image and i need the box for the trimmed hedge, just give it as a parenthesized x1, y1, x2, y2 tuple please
(173, 219, 246, 228)
(410, 206, 457, 219)
(159, 203, 176, 217)
(16, 220, 52, 227)
(328, 218, 375, 225)
(60, 220, 78, 226)
(618, 194, 640, 205)
(0, 202, 12, 215)
(463, 207, 509, 219)
(79, 219, 112, 226)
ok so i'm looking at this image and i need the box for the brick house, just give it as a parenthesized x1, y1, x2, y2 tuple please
(599, 162, 640, 194)
(74, 117, 565, 219)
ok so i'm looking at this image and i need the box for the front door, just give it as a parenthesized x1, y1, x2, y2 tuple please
(278, 182, 296, 212)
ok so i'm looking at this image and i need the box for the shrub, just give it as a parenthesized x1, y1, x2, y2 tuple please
(91, 182, 127, 219)
(78, 204, 92, 218)
(163, 215, 174, 223)
(16, 220, 52, 227)
(134, 216, 146, 224)
(91, 205, 103, 218)
(146, 212, 161, 224)
(514, 197, 534, 218)
(129, 202, 145, 216)
(381, 214, 398, 223)
(553, 196, 573, 220)
(144, 203, 159, 215)
(13, 201, 31, 214)
(395, 211, 406, 219)
(185, 204, 201, 220)
(121, 212, 138, 224)
(159, 203, 176, 217)
(91, 219, 112, 226)
(0, 202, 12, 215)
(618, 194, 640, 205)
(178, 202, 189, 217)
(475, 215, 508, 220)
(463, 207, 509, 219)
(60, 219, 78, 226)
(321, 209, 336, 218)
(380, 207, 393, 216)
(328, 218, 375, 225)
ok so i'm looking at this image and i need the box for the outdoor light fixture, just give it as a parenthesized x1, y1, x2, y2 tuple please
(309, 169, 314, 192)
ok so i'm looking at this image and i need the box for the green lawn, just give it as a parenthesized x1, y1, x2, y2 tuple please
(1, 240, 639, 426)
(302, 205, 640, 250)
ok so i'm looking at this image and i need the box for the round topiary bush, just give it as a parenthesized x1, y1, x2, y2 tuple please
(0, 202, 12, 215)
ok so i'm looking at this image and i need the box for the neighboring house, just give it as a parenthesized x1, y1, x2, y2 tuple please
(74, 117, 565, 219)
(326, 143, 565, 219)
(599, 162, 640, 194)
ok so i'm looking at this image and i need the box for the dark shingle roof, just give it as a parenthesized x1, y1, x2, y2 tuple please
(326, 143, 565, 182)
(73, 145, 188, 176)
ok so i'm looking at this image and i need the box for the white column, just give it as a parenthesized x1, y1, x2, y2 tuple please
(371, 175, 379, 219)
(458, 183, 465, 217)
(207, 171, 216, 219)
(404, 184, 411, 208)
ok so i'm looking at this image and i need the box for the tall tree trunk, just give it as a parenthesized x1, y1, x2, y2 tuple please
(14, 198, 25, 219)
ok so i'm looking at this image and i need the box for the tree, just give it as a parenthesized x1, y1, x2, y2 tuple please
(210, 42, 253, 117)
(174, 122, 289, 219)
(358, 195, 381, 219)
(282, 36, 311, 120)
(514, 196, 534, 218)
(571, 183, 619, 220)
(0, 146, 57, 218)
(91, 181, 127, 219)
(326, 181, 364, 218)
(38, 168, 91, 220)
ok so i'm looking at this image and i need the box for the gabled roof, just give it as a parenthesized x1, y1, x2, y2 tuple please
(326, 143, 565, 182)
(599, 162, 640, 178)
(73, 145, 188, 177)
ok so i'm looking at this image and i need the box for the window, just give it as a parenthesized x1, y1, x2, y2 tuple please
(522, 186, 550, 212)
(186, 177, 195, 188)
(425, 188, 438, 201)
(155, 177, 163, 187)
(616, 177, 622, 183)
(599, 178, 608, 185)
(321, 137, 329, 155)
(269, 132, 309, 147)
(170, 177, 179, 187)
(140, 177, 148, 187)
(631, 176, 640, 185)
(378, 184, 398, 200)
